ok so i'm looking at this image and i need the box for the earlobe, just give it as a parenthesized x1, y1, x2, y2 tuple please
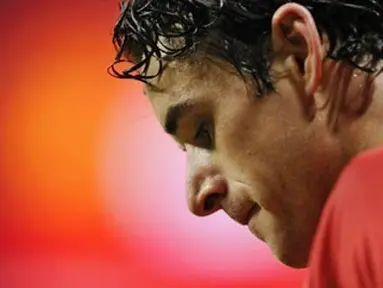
(271, 3, 323, 97)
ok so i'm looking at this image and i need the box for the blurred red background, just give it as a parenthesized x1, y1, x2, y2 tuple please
(0, 1, 305, 287)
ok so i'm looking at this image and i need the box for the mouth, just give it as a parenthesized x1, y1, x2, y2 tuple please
(246, 204, 264, 241)
(245, 204, 261, 225)
(228, 203, 261, 226)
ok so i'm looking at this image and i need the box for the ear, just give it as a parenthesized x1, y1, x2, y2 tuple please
(271, 3, 323, 98)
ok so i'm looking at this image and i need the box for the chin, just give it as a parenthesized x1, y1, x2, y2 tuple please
(276, 253, 308, 269)
(268, 237, 311, 269)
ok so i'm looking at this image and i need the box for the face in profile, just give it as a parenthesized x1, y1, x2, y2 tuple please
(143, 54, 346, 268)
(112, 1, 377, 268)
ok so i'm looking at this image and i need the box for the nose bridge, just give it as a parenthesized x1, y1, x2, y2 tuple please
(186, 146, 213, 181)
(186, 146, 226, 216)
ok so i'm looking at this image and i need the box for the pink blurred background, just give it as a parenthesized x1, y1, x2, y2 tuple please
(0, 1, 305, 287)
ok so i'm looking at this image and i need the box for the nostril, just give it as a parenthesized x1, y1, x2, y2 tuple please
(204, 193, 221, 212)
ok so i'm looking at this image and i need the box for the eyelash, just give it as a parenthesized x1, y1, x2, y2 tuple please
(178, 144, 186, 152)
(194, 120, 213, 149)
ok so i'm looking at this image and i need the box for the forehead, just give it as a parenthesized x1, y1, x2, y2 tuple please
(144, 55, 242, 125)
(144, 55, 253, 125)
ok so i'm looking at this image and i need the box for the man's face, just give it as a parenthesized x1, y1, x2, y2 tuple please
(144, 56, 345, 268)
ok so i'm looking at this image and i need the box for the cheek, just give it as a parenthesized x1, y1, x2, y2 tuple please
(215, 99, 321, 209)
(215, 100, 291, 177)
(215, 114, 258, 177)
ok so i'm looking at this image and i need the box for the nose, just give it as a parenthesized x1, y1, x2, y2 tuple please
(186, 146, 227, 216)
(187, 174, 228, 217)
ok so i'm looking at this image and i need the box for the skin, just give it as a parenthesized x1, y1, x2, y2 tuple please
(142, 3, 383, 268)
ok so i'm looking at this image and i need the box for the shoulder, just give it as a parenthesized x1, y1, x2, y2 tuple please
(307, 146, 383, 288)
(331, 146, 383, 214)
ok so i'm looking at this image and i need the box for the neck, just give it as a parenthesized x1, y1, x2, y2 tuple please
(319, 61, 383, 159)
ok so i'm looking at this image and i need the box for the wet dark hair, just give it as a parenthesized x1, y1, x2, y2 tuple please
(108, 0, 383, 96)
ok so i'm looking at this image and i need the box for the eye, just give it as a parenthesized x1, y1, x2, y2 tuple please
(194, 120, 213, 149)
(178, 144, 186, 152)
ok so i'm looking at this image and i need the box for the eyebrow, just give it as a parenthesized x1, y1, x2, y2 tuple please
(164, 100, 194, 135)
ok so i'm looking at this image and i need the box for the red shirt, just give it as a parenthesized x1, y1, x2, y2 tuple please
(308, 147, 383, 288)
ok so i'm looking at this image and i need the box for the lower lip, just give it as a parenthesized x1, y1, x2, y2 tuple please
(247, 206, 264, 241)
